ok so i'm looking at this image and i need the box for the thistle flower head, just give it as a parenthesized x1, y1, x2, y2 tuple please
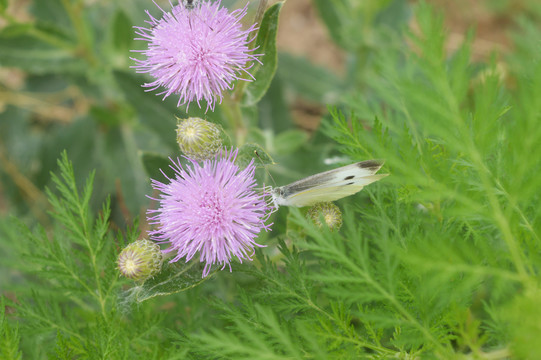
(118, 239, 164, 281)
(307, 202, 343, 231)
(176, 117, 223, 161)
(131, 0, 260, 111)
(147, 149, 272, 277)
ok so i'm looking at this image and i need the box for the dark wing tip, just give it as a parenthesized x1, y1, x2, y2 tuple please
(357, 160, 384, 171)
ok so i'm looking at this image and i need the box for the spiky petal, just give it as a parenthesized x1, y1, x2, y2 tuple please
(131, 1, 260, 111)
(147, 149, 272, 277)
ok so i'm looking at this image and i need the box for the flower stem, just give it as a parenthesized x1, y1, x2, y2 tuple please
(221, 95, 247, 146)
(61, 0, 98, 67)
(254, 0, 268, 29)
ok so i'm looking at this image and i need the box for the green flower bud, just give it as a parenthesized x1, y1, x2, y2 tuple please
(118, 239, 163, 281)
(176, 117, 223, 161)
(307, 202, 343, 231)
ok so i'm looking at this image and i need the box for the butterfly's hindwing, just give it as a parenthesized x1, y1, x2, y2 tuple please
(286, 185, 365, 207)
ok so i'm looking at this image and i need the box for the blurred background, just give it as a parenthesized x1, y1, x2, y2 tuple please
(0, 0, 539, 228)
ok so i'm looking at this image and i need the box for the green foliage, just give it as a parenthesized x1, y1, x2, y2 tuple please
(0, 0, 8, 13)
(240, 1, 283, 106)
(0, 153, 178, 358)
(139, 151, 176, 181)
(236, 143, 274, 168)
(2, 0, 541, 359)
(124, 262, 218, 303)
(0, 298, 22, 360)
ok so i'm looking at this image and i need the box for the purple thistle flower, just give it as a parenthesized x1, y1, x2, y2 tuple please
(131, 0, 260, 111)
(147, 149, 272, 277)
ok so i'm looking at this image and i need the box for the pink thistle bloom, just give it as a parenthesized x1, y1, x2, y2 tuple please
(147, 149, 272, 277)
(131, 0, 260, 111)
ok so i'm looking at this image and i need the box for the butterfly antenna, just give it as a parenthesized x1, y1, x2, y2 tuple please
(254, 150, 276, 186)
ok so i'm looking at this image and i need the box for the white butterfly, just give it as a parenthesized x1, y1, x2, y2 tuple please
(181, 0, 198, 10)
(271, 160, 388, 207)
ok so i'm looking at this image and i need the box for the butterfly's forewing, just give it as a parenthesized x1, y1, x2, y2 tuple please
(274, 160, 387, 207)
(283, 174, 388, 207)
(281, 160, 383, 196)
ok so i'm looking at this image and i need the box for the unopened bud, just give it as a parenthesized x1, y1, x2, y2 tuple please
(176, 117, 222, 161)
(118, 239, 163, 281)
(307, 202, 343, 231)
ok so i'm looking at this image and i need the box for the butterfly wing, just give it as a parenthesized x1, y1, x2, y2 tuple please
(276, 160, 388, 207)
(284, 175, 387, 207)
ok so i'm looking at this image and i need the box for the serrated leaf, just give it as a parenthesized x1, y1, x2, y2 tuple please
(236, 143, 273, 169)
(140, 151, 176, 181)
(240, 2, 283, 106)
(274, 130, 309, 155)
(127, 262, 218, 303)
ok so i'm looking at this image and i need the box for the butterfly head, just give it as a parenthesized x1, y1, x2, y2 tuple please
(182, 0, 197, 10)
(270, 186, 286, 208)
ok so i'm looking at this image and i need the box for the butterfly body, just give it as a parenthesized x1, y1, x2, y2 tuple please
(182, 0, 198, 10)
(271, 160, 388, 207)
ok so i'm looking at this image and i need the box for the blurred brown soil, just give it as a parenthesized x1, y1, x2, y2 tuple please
(275, 0, 515, 130)
(276, 0, 514, 67)
(429, 0, 513, 59)
(275, 0, 346, 73)
(274, 0, 346, 131)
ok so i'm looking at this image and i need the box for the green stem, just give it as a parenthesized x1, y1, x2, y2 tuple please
(61, 0, 98, 66)
(265, 276, 397, 356)
(27, 27, 74, 50)
(435, 63, 530, 284)
(335, 248, 449, 355)
(465, 137, 529, 282)
(221, 1, 270, 144)
(55, 0, 109, 318)
(0, 10, 73, 50)
(253, 0, 268, 29)
(72, 185, 108, 321)
(221, 96, 247, 146)
(23, 306, 86, 346)
(495, 179, 540, 243)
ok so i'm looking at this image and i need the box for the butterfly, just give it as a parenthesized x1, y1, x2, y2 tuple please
(182, 0, 198, 10)
(271, 160, 388, 207)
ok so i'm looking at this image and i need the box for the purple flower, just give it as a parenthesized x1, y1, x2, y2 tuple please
(147, 149, 272, 277)
(131, 0, 260, 111)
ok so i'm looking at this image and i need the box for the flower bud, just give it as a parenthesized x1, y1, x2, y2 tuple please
(307, 202, 343, 231)
(118, 239, 163, 281)
(176, 117, 223, 161)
